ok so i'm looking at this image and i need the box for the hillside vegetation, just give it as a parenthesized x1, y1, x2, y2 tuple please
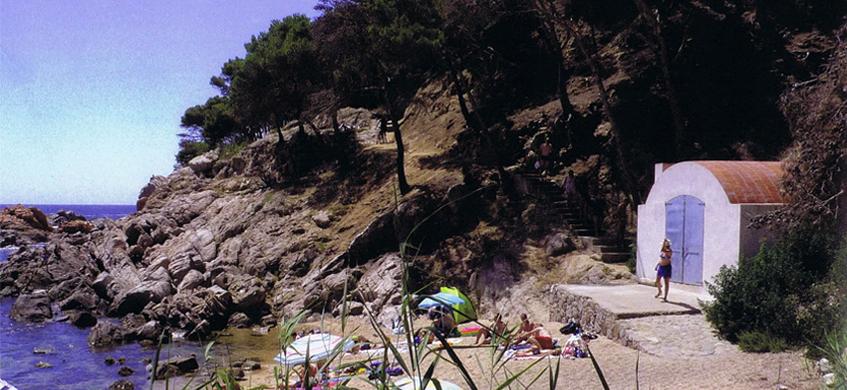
(1, 0, 845, 362)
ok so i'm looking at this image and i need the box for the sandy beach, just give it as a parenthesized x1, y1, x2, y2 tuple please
(204, 317, 818, 390)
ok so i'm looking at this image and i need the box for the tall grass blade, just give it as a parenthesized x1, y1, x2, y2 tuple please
(548, 354, 561, 390)
(586, 344, 610, 390)
(635, 350, 640, 390)
(149, 329, 167, 390)
(430, 327, 478, 390)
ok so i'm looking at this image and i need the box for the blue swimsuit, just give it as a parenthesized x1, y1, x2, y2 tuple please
(657, 251, 672, 278)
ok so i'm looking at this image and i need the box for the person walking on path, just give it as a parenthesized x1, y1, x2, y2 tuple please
(539, 136, 553, 174)
(561, 170, 577, 204)
(655, 238, 673, 301)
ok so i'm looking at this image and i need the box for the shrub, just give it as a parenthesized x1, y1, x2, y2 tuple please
(703, 226, 839, 349)
(738, 331, 788, 353)
(219, 141, 246, 160)
(817, 325, 847, 388)
(626, 243, 636, 274)
(176, 140, 210, 165)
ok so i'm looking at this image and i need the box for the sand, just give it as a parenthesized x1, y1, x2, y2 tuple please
(204, 317, 818, 390)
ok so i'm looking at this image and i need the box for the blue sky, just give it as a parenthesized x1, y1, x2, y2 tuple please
(0, 0, 319, 204)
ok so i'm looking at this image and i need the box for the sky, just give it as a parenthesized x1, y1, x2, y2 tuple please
(0, 0, 319, 205)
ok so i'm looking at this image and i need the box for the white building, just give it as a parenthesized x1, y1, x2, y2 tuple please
(636, 161, 784, 286)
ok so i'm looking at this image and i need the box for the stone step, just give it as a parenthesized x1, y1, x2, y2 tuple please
(600, 252, 631, 263)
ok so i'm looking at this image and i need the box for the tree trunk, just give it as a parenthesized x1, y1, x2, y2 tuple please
(561, 20, 642, 205)
(445, 55, 513, 195)
(633, 0, 685, 159)
(382, 90, 411, 195)
(331, 106, 341, 134)
(535, 0, 577, 129)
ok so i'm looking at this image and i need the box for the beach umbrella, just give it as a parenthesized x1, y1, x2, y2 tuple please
(417, 292, 465, 310)
(439, 287, 477, 324)
(274, 333, 354, 367)
(395, 377, 463, 390)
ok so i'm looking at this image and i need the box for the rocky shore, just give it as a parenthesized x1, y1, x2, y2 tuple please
(0, 106, 489, 350)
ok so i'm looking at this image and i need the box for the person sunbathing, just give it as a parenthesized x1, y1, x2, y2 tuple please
(475, 313, 507, 345)
(526, 325, 555, 350)
(514, 345, 563, 358)
(515, 313, 539, 342)
(430, 307, 460, 338)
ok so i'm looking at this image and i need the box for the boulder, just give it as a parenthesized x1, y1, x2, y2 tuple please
(818, 358, 833, 374)
(118, 366, 134, 377)
(109, 379, 134, 390)
(545, 232, 575, 256)
(88, 321, 128, 348)
(823, 373, 836, 388)
(10, 290, 53, 322)
(0, 205, 51, 244)
(229, 276, 266, 312)
(110, 269, 173, 316)
(60, 288, 98, 311)
(242, 359, 261, 370)
(288, 249, 316, 277)
(355, 253, 402, 312)
(153, 355, 199, 379)
(60, 220, 94, 234)
(0, 205, 52, 231)
(312, 211, 332, 228)
(124, 223, 146, 246)
(188, 229, 216, 262)
(67, 310, 98, 328)
(52, 210, 86, 226)
(188, 151, 217, 175)
(227, 312, 253, 328)
(168, 253, 205, 283)
(332, 301, 365, 317)
(130, 320, 163, 341)
(92, 272, 116, 300)
(346, 211, 396, 265)
(177, 269, 206, 291)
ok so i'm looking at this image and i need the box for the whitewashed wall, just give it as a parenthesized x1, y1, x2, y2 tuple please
(636, 162, 741, 287)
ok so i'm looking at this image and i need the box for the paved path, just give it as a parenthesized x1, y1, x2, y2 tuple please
(620, 314, 736, 357)
(560, 283, 707, 318)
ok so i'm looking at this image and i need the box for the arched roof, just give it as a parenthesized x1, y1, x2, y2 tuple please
(689, 161, 784, 204)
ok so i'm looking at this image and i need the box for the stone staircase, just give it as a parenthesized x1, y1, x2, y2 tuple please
(521, 172, 632, 263)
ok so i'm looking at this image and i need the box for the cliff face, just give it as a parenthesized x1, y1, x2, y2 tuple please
(0, 80, 480, 341)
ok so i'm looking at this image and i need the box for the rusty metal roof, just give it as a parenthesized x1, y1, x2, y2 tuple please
(693, 161, 784, 204)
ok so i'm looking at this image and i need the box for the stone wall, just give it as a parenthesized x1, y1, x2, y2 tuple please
(547, 285, 639, 349)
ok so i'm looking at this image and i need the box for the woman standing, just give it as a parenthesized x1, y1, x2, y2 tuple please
(655, 238, 673, 301)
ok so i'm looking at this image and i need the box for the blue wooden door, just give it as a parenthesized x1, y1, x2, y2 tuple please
(664, 195, 705, 285)
(664, 197, 686, 283)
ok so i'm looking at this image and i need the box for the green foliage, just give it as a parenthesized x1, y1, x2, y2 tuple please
(704, 226, 840, 349)
(737, 331, 789, 353)
(180, 96, 239, 146)
(817, 325, 847, 388)
(626, 243, 637, 274)
(228, 14, 320, 134)
(176, 140, 210, 165)
(218, 141, 246, 160)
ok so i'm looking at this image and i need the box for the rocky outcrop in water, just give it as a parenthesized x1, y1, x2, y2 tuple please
(10, 290, 53, 322)
(0, 204, 52, 246)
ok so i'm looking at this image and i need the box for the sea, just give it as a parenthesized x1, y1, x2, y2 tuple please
(0, 204, 202, 389)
